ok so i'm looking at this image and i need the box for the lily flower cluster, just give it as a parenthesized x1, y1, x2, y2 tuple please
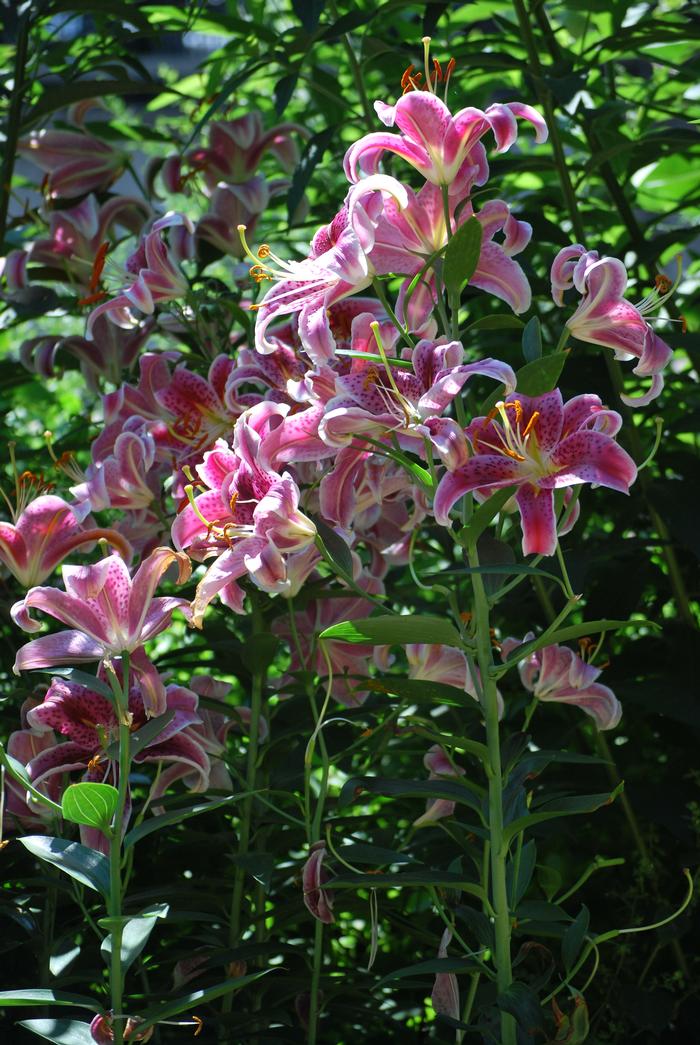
(1, 46, 674, 862)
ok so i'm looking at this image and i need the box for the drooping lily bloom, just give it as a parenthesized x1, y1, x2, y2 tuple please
(16, 195, 150, 292)
(90, 1012, 153, 1043)
(86, 215, 192, 336)
(2, 727, 60, 832)
(183, 113, 305, 191)
(20, 315, 155, 393)
(501, 633, 622, 729)
(551, 245, 675, 406)
(12, 548, 192, 715)
(432, 929, 460, 1021)
(369, 184, 533, 314)
(0, 494, 130, 588)
(73, 417, 164, 513)
(196, 178, 282, 256)
(344, 90, 546, 194)
(405, 642, 503, 716)
(250, 175, 408, 365)
(18, 129, 125, 199)
(413, 745, 465, 827)
(302, 841, 335, 924)
(433, 390, 637, 555)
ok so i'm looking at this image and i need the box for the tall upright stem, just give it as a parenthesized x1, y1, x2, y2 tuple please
(468, 542, 515, 1045)
(108, 653, 132, 1045)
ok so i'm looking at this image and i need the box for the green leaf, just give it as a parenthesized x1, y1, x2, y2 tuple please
(507, 839, 536, 906)
(18, 1019, 95, 1044)
(230, 852, 275, 892)
(515, 353, 568, 396)
(326, 870, 487, 904)
(443, 218, 483, 301)
(123, 794, 251, 850)
(338, 776, 484, 817)
(19, 837, 110, 896)
(464, 314, 525, 334)
(364, 676, 481, 709)
(61, 783, 118, 831)
(136, 971, 273, 1033)
(497, 981, 545, 1035)
(313, 516, 354, 577)
(101, 903, 169, 973)
(0, 744, 63, 815)
(375, 956, 487, 990)
(503, 783, 624, 845)
(319, 614, 462, 647)
(455, 487, 518, 545)
(104, 710, 175, 760)
(26, 80, 162, 128)
(0, 990, 96, 1009)
(337, 842, 414, 866)
(563, 905, 590, 972)
(287, 127, 334, 224)
(291, 0, 326, 31)
(521, 316, 542, 362)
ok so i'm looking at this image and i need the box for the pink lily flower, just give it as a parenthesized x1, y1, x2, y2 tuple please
(20, 315, 155, 393)
(344, 90, 546, 194)
(18, 194, 150, 291)
(73, 417, 164, 513)
(86, 214, 192, 336)
(90, 1012, 152, 1043)
(432, 928, 460, 1021)
(171, 424, 317, 624)
(405, 642, 503, 717)
(551, 246, 675, 406)
(2, 727, 60, 832)
(249, 175, 408, 365)
(433, 390, 637, 555)
(320, 322, 516, 450)
(196, 177, 288, 257)
(302, 841, 335, 923)
(12, 548, 192, 715)
(501, 633, 622, 729)
(25, 669, 209, 801)
(183, 113, 305, 191)
(0, 493, 130, 588)
(413, 745, 465, 827)
(18, 129, 125, 199)
(369, 183, 534, 314)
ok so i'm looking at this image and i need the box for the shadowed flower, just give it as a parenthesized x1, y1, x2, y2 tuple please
(90, 1012, 153, 1043)
(413, 745, 465, 827)
(551, 245, 675, 406)
(501, 633, 622, 729)
(12, 548, 192, 715)
(432, 928, 460, 1020)
(433, 390, 637, 555)
(18, 129, 125, 199)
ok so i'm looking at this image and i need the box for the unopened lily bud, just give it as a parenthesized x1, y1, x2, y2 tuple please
(302, 841, 335, 923)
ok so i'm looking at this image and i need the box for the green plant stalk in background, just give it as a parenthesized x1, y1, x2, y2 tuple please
(107, 653, 132, 1045)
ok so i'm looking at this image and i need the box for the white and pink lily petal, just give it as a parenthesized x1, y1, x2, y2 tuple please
(502, 633, 622, 730)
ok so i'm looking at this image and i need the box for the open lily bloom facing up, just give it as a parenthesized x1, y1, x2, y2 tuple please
(12, 548, 192, 715)
(502, 633, 622, 730)
(345, 89, 547, 194)
(551, 245, 675, 406)
(433, 390, 637, 555)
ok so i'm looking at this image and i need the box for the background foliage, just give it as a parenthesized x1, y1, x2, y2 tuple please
(0, 0, 698, 1042)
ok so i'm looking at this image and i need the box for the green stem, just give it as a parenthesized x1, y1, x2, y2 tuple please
(0, 10, 30, 247)
(222, 604, 266, 1031)
(107, 653, 132, 1045)
(467, 541, 515, 1045)
(308, 918, 324, 1045)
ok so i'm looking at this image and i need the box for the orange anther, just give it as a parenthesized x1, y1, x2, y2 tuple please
(89, 241, 110, 292)
(445, 58, 456, 79)
(681, 315, 688, 334)
(257, 244, 271, 259)
(229, 491, 238, 515)
(363, 365, 379, 390)
(77, 290, 108, 307)
(655, 274, 672, 293)
(521, 410, 539, 438)
(192, 1015, 203, 1037)
(432, 57, 443, 81)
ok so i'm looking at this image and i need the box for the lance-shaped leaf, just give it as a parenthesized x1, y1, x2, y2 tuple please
(123, 793, 254, 850)
(375, 955, 489, 990)
(17, 1019, 95, 1044)
(338, 775, 485, 817)
(319, 615, 462, 647)
(136, 970, 273, 1034)
(502, 782, 624, 845)
(101, 903, 169, 973)
(0, 990, 97, 1009)
(19, 836, 110, 896)
(444, 218, 483, 300)
(326, 870, 488, 905)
